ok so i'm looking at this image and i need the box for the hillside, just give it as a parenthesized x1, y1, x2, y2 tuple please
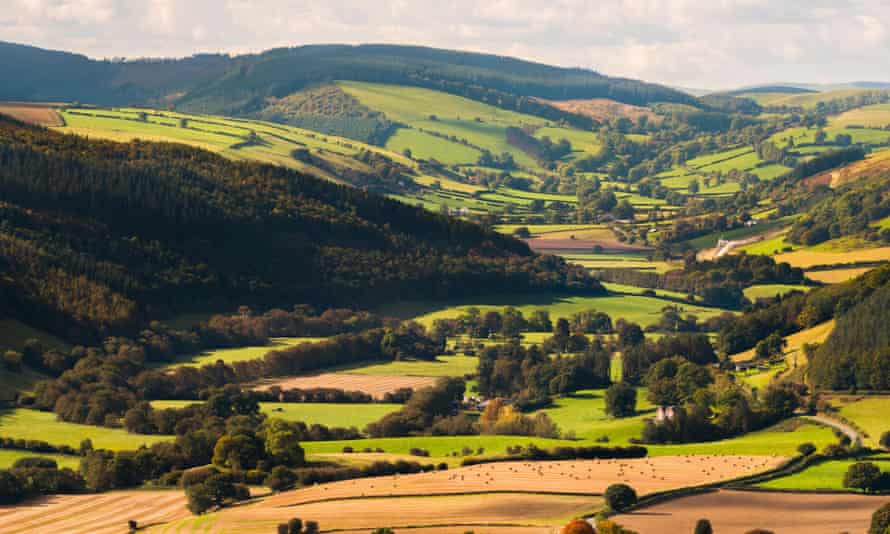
(0, 115, 599, 344)
(0, 41, 696, 121)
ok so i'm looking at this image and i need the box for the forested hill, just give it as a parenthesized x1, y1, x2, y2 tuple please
(0, 41, 696, 112)
(0, 116, 600, 343)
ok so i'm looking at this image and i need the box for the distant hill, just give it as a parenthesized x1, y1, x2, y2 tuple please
(0, 41, 697, 118)
(722, 86, 817, 96)
(0, 115, 600, 344)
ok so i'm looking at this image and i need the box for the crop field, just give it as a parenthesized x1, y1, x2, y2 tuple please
(757, 458, 890, 491)
(156, 337, 324, 368)
(827, 395, 890, 447)
(0, 409, 171, 450)
(150, 493, 595, 534)
(495, 224, 605, 236)
(256, 456, 783, 506)
(614, 489, 890, 534)
(805, 267, 874, 283)
(253, 373, 438, 399)
(382, 292, 731, 329)
(150, 400, 400, 429)
(743, 284, 810, 301)
(0, 449, 80, 470)
(775, 246, 890, 268)
(0, 490, 190, 534)
(345, 355, 478, 377)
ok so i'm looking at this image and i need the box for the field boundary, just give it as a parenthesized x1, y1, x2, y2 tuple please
(276, 489, 604, 509)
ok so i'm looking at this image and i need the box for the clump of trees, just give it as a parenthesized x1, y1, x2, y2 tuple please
(604, 483, 638, 512)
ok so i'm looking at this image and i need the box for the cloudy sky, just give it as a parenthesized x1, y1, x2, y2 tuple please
(3, 0, 889, 90)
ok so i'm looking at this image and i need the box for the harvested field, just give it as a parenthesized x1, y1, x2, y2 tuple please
(613, 489, 890, 534)
(151, 493, 594, 533)
(731, 320, 835, 363)
(0, 103, 64, 126)
(774, 246, 890, 268)
(259, 455, 784, 507)
(806, 267, 873, 283)
(0, 490, 189, 534)
(543, 97, 660, 124)
(334, 527, 552, 534)
(253, 373, 437, 399)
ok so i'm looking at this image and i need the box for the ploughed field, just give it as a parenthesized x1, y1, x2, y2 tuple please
(613, 489, 890, 534)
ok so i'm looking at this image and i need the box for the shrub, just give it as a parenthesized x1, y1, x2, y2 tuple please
(12, 457, 58, 469)
(265, 466, 297, 492)
(605, 382, 637, 418)
(880, 431, 890, 449)
(560, 518, 595, 534)
(871, 503, 890, 534)
(694, 519, 713, 534)
(844, 462, 883, 492)
(796, 443, 816, 456)
(604, 483, 637, 512)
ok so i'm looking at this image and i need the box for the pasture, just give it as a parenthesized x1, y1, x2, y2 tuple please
(743, 284, 810, 301)
(757, 458, 890, 491)
(253, 374, 438, 400)
(775, 246, 890, 268)
(0, 409, 171, 451)
(0, 449, 80, 470)
(827, 395, 890, 448)
(151, 400, 400, 429)
(806, 267, 874, 283)
(381, 292, 731, 329)
(0, 490, 190, 534)
(150, 493, 595, 534)
(614, 489, 890, 534)
(832, 102, 890, 128)
(157, 337, 323, 368)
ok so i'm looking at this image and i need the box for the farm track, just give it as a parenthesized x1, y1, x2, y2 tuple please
(803, 414, 863, 447)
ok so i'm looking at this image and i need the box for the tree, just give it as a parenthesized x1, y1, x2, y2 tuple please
(604, 483, 637, 512)
(814, 129, 827, 144)
(287, 518, 303, 534)
(797, 442, 816, 456)
(265, 466, 297, 492)
(212, 434, 262, 471)
(694, 519, 713, 534)
(560, 519, 595, 534)
(0, 471, 25, 504)
(870, 502, 890, 534)
(263, 419, 306, 467)
(880, 431, 890, 450)
(844, 462, 883, 492)
(605, 382, 637, 418)
(755, 332, 786, 360)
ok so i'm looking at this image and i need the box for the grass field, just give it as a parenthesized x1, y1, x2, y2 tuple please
(743, 284, 810, 301)
(386, 127, 481, 164)
(157, 337, 324, 368)
(151, 401, 400, 429)
(827, 396, 890, 447)
(0, 449, 80, 470)
(832, 103, 890, 128)
(0, 409, 171, 451)
(345, 355, 478, 377)
(536, 388, 653, 442)
(380, 292, 731, 329)
(614, 489, 890, 534)
(731, 320, 835, 363)
(805, 267, 874, 283)
(757, 458, 890, 491)
(737, 233, 796, 255)
(774, 246, 890, 268)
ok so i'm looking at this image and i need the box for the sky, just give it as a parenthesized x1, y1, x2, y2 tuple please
(3, 0, 889, 90)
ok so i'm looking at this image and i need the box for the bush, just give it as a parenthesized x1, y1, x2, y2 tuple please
(796, 443, 816, 456)
(880, 431, 890, 449)
(871, 502, 890, 534)
(265, 466, 297, 492)
(560, 518, 595, 534)
(604, 483, 637, 512)
(694, 519, 712, 534)
(605, 382, 637, 418)
(844, 462, 883, 492)
(12, 457, 58, 469)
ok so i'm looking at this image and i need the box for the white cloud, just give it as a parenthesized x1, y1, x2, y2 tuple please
(2, 0, 890, 89)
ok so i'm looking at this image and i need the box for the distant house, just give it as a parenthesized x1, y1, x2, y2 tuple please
(656, 405, 678, 422)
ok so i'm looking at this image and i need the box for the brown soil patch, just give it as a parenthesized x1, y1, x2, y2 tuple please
(335, 528, 552, 534)
(542, 98, 661, 124)
(0, 490, 188, 534)
(253, 373, 438, 399)
(0, 103, 64, 126)
(614, 489, 890, 534)
(261, 455, 784, 508)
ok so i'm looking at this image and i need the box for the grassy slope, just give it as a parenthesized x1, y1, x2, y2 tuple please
(743, 284, 811, 301)
(150, 401, 401, 429)
(0, 409, 171, 450)
(757, 457, 890, 491)
(830, 396, 890, 448)
(156, 337, 325, 369)
(0, 449, 81, 470)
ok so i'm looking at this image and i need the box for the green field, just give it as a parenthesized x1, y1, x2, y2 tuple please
(743, 284, 811, 301)
(157, 337, 325, 368)
(381, 292, 731, 329)
(0, 409, 171, 450)
(386, 127, 481, 164)
(346, 355, 478, 377)
(831, 396, 890, 447)
(757, 458, 890, 491)
(151, 401, 400, 429)
(537, 388, 653, 442)
(737, 233, 797, 255)
(0, 448, 81, 470)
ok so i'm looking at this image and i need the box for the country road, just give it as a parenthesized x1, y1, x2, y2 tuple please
(804, 415, 863, 447)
